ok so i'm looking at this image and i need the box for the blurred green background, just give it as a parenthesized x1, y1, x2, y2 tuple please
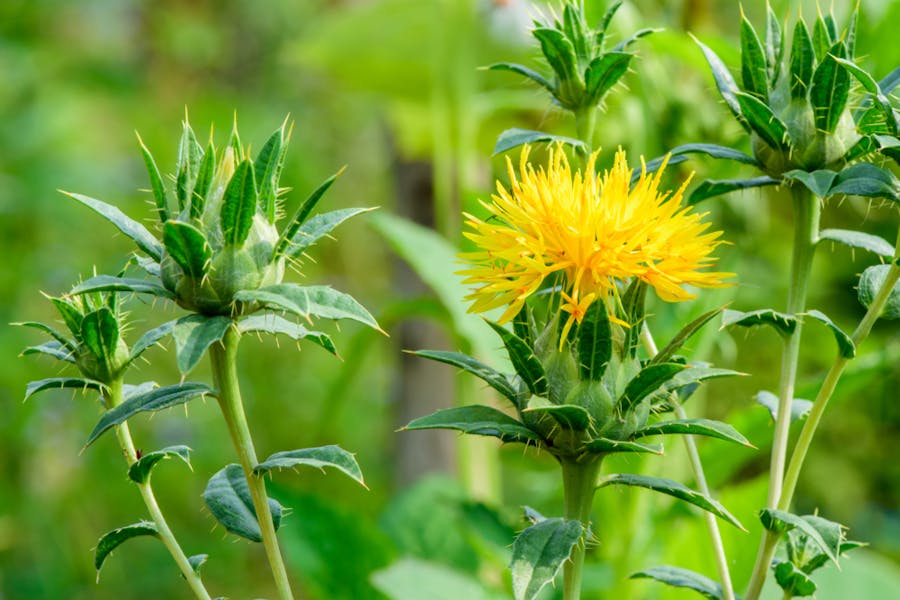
(1, 0, 898, 598)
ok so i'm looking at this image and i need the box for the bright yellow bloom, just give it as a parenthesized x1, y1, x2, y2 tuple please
(460, 145, 732, 341)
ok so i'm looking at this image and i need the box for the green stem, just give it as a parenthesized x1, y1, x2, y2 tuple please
(107, 379, 212, 600)
(561, 457, 602, 600)
(209, 326, 294, 600)
(575, 107, 597, 157)
(745, 187, 820, 600)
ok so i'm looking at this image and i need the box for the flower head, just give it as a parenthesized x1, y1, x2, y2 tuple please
(460, 146, 732, 340)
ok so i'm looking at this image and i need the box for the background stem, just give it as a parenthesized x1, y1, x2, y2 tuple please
(209, 326, 294, 600)
(107, 379, 212, 600)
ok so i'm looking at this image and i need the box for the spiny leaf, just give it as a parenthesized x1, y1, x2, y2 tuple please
(63, 192, 163, 261)
(810, 42, 849, 133)
(492, 128, 587, 156)
(302, 285, 382, 331)
(721, 308, 797, 336)
(611, 27, 659, 52)
(524, 403, 592, 431)
(740, 12, 769, 99)
(532, 27, 578, 85)
(21, 341, 76, 363)
(277, 169, 350, 256)
(585, 52, 631, 105)
(24, 377, 105, 401)
(204, 464, 282, 542)
(137, 135, 169, 222)
(238, 314, 336, 355)
(818, 228, 894, 257)
(129, 320, 177, 363)
(94, 521, 160, 576)
(68, 275, 175, 300)
(651, 306, 724, 365)
(128, 445, 192, 484)
(689, 176, 779, 204)
(759, 509, 838, 564)
(765, 3, 783, 85)
(283, 206, 375, 258)
(80, 308, 119, 364)
(175, 122, 202, 211)
(486, 321, 547, 397)
(641, 143, 759, 180)
(857, 264, 900, 320)
(190, 143, 216, 219)
(254, 445, 365, 487)
(619, 363, 687, 412)
(833, 57, 897, 137)
(789, 19, 814, 99)
(254, 127, 285, 222)
(804, 310, 855, 358)
(828, 162, 900, 202)
(510, 518, 583, 600)
(630, 565, 725, 600)
(15, 321, 77, 351)
(162, 221, 211, 279)
(773, 560, 817, 597)
(487, 63, 554, 94)
(735, 91, 790, 150)
(756, 390, 813, 423)
(408, 350, 519, 406)
(576, 300, 611, 381)
(632, 418, 754, 447)
(584, 438, 663, 455)
(691, 34, 748, 131)
(220, 159, 257, 246)
(172, 315, 232, 374)
(403, 405, 542, 445)
(783, 169, 838, 198)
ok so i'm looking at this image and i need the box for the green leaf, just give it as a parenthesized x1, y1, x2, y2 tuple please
(62, 192, 163, 261)
(812, 15, 832, 61)
(254, 127, 285, 222)
(789, 19, 814, 98)
(276, 168, 347, 257)
(650, 306, 724, 365)
(562, 3, 587, 58)
(510, 518, 583, 600)
(759, 509, 838, 563)
(85, 382, 214, 447)
(80, 308, 119, 363)
(404, 405, 541, 444)
(585, 52, 631, 105)
(857, 264, 900, 320)
(68, 275, 175, 300)
(302, 285, 382, 331)
(172, 315, 232, 374)
(486, 321, 547, 397)
(487, 63, 554, 94)
(14, 320, 77, 351)
(828, 162, 900, 201)
(577, 300, 611, 381)
(735, 91, 790, 150)
(188, 554, 207, 576)
(765, 3, 784, 85)
(756, 390, 813, 423)
(220, 159, 257, 246)
(621, 278, 647, 358)
(619, 363, 687, 412)
(632, 418, 754, 447)
(810, 42, 850, 133)
(641, 143, 759, 179)
(24, 377, 105, 401)
(283, 206, 375, 258)
(234, 284, 310, 319)
(238, 314, 336, 355)
(190, 143, 216, 219)
(162, 221, 211, 279)
(689, 176, 779, 204)
(94, 521, 160, 575)
(783, 169, 838, 198)
(691, 35, 748, 131)
(21, 341, 75, 363)
(524, 403, 592, 431)
(804, 309, 855, 358)
(600, 474, 745, 530)
(721, 308, 797, 336)
(596, 1, 623, 44)
(137, 135, 169, 222)
(254, 445, 366, 487)
(832, 57, 897, 136)
(773, 560, 817, 597)
(667, 367, 744, 391)
(204, 464, 282, 543)
(532, 27, 579, 86)
(611, 27, 659, 52)
(818, 228, 894, 257)
(740, 12, 769, 98)
(129, 320, 176, 363)
(175, 122, 202, 211)
(128, 445, 192, 484)
(408, 350, 519, 406)
(584, 438, 663, 455)
(492, 128, 587, 156)
(630, 565, 725, 600)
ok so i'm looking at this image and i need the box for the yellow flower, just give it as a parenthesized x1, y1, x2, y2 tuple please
(460, 145, 732, 341)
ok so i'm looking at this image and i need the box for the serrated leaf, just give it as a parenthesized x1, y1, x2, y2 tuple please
(129, 320, 176, 363)
(510, 518, 583, 600)
(254, 445, 365, 487)
(68, 275, 175, 300)
(276, 168, 346, 257)
(759, 509, 838, 563)
(783, 168, 838, 198)
(128, 445, 192, 484)
(689, 176, 780, 204)
(524, 403, 592, 431)
(577, 300, 611, 381)
(238, 314, 336, 355)
(585, 52, 631, 104)
(80, 308, 119, 363)
(741, 13, 769, 98)
(805, 309, 855, 358)
(404, 405, 541, 444)
(162, 221, 211, 279)
(810, 42, 850, 133)
(492, 128, 587, 156)
(486, 321, 547, 397)
(691, 35, 748, 131)
(584, 438, 663, 455)
(631, 565, 724, 600)
(818, 229, 894, 257)
(828, 162, 900, 202)
(600, 474, 744, 530)
(94, 521, 160, 575)
(651, 306, 724, 365)
(172, 315, 232, 374)
(22, 341, 76, 363)
(137, 135, 169, 222)
(735, 91, 790, 150)
(220, 159, 257, 246)
(85, 382, 214, 447)
(632, 418, 753, 447)
(203, 464, 282, 542)
(773, 560, 817, 597)
(789, 20, 814, 98)
(487, 63, 554, 94)
(63, 192, 163, 261)
(721, 308, 797, 336)
(857, 264, 900, 320)
(619, 363, 687, 411)
(756, 390, 813, 423)
(408, 350, 519, 406)
(24, 377, 105, 401)
(283, 206, 375, 258)
(254, 127, 284, 222)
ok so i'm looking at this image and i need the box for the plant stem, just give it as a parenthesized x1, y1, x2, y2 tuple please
(575, 107, 597, 156)
(561, 457, 602, 600)
(640, 326, 736, 600)
(745, 187, 820, 600)
(208, 325, 294, 600)
(107, 379, 212, 600)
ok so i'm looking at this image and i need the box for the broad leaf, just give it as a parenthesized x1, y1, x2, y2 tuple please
(818, 228, 894, 257)
(85, 382, 214, 447)
(759, 509, 838, 563)
(80, 308, 119, 365)
(204, 464, 282, 542)
(584, 438, 663, 455)
(234, 284, 310, 319)
(828, 162, 900, 202)
(510, 518, 583, 600)
(303, 285, 382, 331)
(24, 377, 104, 401)
(576, 300, 611, 381)
(486, 321, 547, 397)
(221, 159, 257, 246)
(255, 445, 365, 487)
(689, 176, 778, 204)
(651, 306, 724, 365)
(128, 445, 192, 484)
(68, 275, 175, 300)
(172, 315, 232, 374)
(408, 350, 519, 406)
(805, 310, 855, 358)
(721, 308, 797, 336)
(277, 168, 348, 257)
(619, 363, 687, 411)
(599, 474, 745, 530)
(493, 128, 587, 156)
(284, 206, 376, 258)
(630, 565, 724, 600)
(63, 192, 163, 261)
(756, 390, 813, 423)
(404, 405, 541, 445)
(162, 221, 210, 279)
(95, 521, 160, 575)
(857, 264, 900, 319)
(238, 314, 336, 355)
(632, 418, 753, 447)
(585, 52, 631, 104)
(524, 403, 592, 431)
(783, 169, 838, 198)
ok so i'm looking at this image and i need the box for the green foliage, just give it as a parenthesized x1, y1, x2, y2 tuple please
(254, 445, 366, 487)
(858, 264, 900, 319)
(94, 522, 160, 576)
(404, 406, 541, 445)
(630, 565, 726, 600)
(203, 464, 283, 543)
(510, 517, 583, 600)
(127, 446, 193, 484)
